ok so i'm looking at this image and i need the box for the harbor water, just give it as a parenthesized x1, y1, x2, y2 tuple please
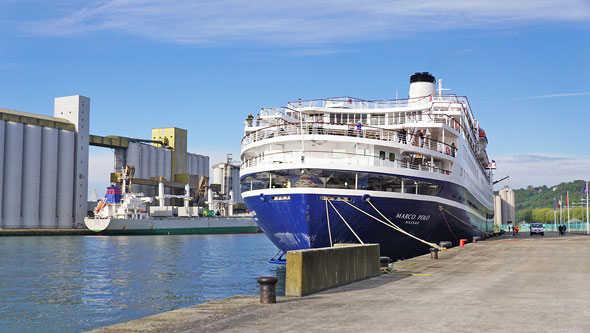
(0, 234, 284, 332)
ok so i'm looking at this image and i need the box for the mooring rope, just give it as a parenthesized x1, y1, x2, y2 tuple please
(325, 199, 333, 247)
(439, 207, 459, 241)
(438, 205, 473, 228)
(345, 199, 443, 251)
(327, 200, 364, 244)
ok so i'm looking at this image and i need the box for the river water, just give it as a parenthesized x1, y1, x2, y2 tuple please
(0, 234, 284, 332)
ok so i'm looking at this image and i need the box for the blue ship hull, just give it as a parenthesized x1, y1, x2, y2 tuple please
(245, 193, 492, 260)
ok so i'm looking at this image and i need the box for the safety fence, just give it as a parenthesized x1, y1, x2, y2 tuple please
(500, 223, 590, 233)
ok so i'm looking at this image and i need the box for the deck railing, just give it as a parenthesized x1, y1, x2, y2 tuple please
(241, 150, 452, 175)
(282, 95, 466, 110)
(245, 94, 490, 179)
(241, 122, 458, 157)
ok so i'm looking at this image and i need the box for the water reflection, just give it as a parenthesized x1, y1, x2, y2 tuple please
(0, 234, 283, 332)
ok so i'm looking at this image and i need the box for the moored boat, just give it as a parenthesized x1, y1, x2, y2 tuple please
(84, 171, 257, 235)
(240, 72, 494, 261)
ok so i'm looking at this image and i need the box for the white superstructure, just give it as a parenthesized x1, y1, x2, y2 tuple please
(240, 72, 493, 221)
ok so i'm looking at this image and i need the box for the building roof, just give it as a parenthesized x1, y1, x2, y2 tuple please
(0, 107, 75, 131)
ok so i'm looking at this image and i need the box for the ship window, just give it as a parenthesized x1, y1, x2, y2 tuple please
(403, 178, 417, 194)
(379, 151, 386, 160)
(371, 114, 385, 126)
(383, 176, 402, 192)
(251, 172, 270, 190)
(360, 173, 402, 192)
(357, 173, 368, 190)
(271, 170, 290, 188)
(290, 169, 321, 188)
(389, 153, 395, 161)
(417, 181, 441, 196)
(323, 170, 355, 189)
(240, 176, 253, 193)
(242, 170, 443, 197)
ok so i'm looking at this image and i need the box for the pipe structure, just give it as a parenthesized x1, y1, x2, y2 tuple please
(208, 189, 214, 210)
(158, 182, 165, 207)
(228, 191, 234, 216)
(184, 183, 190, 209)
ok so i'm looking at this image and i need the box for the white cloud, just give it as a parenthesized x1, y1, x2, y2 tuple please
(505, 92, 590, 101)
(22, 0, 590, 45)
(493, 153, 590, 190)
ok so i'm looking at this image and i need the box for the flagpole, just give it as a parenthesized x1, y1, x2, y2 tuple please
(586, 180, 589, 235)
(560, 195, 562, 225)
(567, 191, 570, 232)
(553, 197, 557, 226)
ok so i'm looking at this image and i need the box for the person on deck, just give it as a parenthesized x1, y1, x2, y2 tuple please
(246, 113, 253, 127)
(398, 127, 407, 144)
(419, 129, 425, 148)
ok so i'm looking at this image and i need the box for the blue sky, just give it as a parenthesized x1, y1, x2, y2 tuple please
(1, 0, 589, 193)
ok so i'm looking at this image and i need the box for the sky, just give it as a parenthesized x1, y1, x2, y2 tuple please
(1, 0, 589, 194)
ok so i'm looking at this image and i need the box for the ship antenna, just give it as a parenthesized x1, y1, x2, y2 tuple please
(437, 78, 451, 98)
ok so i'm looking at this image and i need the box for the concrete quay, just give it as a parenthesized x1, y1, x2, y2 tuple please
(93, 232, 590, 332)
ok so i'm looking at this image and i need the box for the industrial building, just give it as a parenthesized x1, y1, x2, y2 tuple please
(212, 155, 243, 204)
(494, 186, 515, 226)
(0, 95, 210, 229)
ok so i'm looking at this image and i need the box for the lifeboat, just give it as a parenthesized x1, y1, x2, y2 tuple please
(478, 128, 488, 149)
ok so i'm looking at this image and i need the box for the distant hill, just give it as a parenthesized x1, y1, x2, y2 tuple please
(503, 180, 588, 223)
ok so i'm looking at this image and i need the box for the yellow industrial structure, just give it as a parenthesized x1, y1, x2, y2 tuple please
(151, 127, 188, 180)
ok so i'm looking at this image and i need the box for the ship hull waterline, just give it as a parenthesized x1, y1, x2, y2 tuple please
(84, 216, 259, 236)
(245, 192, 492, 261)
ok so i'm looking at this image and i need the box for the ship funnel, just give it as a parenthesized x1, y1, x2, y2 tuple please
(409, 72, 435, 100)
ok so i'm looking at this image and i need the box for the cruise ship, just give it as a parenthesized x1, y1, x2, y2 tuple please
(239, 72, 494, 261)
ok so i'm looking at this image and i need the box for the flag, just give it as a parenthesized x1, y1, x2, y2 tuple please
(584, 182, 588, 195)
(554, 197, 556, 209)
(557, 199, 561, 207)
(566, 192, 569, 207)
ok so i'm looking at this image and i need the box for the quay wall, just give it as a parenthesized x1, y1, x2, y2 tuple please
(285, 244, 380, 297)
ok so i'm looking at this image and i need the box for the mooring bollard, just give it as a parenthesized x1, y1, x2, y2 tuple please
(459, 239, 467, 247)
(380, 256, 391, 268)
(439, 241, 452, 249)
(256, 276, 279, 304)
(473, 236, 481, 243)
(430, 247, 439, 260)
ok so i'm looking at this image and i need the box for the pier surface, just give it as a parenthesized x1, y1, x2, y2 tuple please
(93, 233, 590, 332)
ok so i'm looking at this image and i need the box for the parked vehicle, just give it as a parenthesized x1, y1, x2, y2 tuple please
(530, 223, 545, 236)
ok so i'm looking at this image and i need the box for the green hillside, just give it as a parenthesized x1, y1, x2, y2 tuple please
(507, 180, 588, 223)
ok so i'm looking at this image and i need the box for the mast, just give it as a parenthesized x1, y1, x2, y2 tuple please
(586, 180, 589, 235)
